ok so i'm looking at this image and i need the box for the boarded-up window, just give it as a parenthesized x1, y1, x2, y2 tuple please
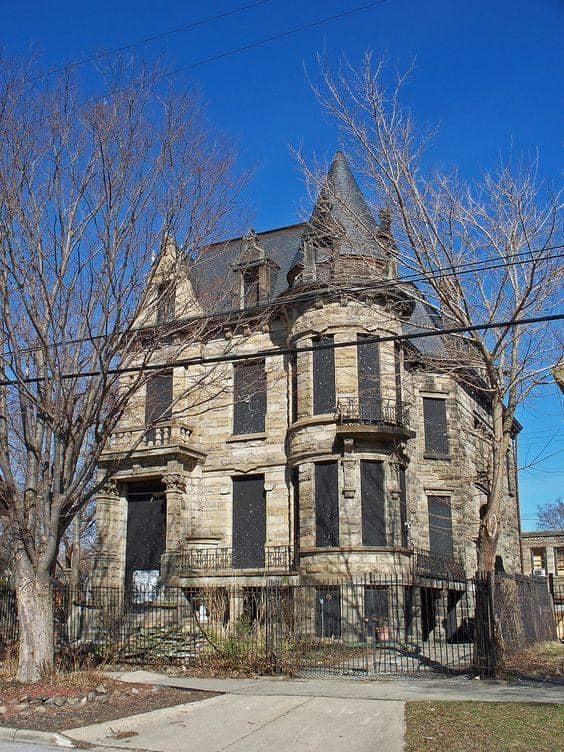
(232, 475, 266, 569)
(290, 351, 298, 423)
(242, 268, 260, 308)
(394, 342, 402, 418)
(423, 397, 449, 456)
(315, 586, 341, 637)
(315, 461, 339, 547)
(361, 460, 386, 546)
(365, 586, 389, 624)
(399, 466, 408, 547)
(145, 371, 173, 442)
(156, 281, 175, 323)
(233, 360, 266, 435)
(427, 495, 453, 556)
(357, 334, 381, 421)
(312, 336, 335, 415)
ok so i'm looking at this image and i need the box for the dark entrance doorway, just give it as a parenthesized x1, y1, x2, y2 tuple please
(315, 586, 341, 638)
(232, 475, 266, 569)
(125, 481, 166, 588)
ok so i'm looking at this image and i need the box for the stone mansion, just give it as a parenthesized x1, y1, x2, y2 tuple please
(94, 151, 522, 592)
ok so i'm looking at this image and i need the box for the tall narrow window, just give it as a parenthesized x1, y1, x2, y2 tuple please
(394, 342, 402, 422)
(145, 370, 173, 442)
(312, 336, 335, 415)
(399, 466, 408, 547)
(242, 267, 260, 308)
(427, 495, 453, 556)
(423, 397, 449, 456)
(361, 460, 386, 546)
(233, 360, 266, 435)
(232, 475, 266, 569)
(156, 281, 175, 324)
(315, 461, 339, 547)
(357, 334, 381, 422)
(290, 351, 298, 423)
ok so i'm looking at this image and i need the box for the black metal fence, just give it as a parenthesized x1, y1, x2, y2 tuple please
(0, 584, 17, 647)
(0, 572, 559, 677)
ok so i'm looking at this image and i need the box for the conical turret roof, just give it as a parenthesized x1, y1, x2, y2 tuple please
(288, 151, 387, 281)
(309, 150, 384, 256)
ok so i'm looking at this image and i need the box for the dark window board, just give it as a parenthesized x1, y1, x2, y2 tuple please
(315, 461, 339, 547)
(312, 336, 336, 415)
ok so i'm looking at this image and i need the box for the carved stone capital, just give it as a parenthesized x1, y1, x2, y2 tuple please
(163, 472, 188, 494)
(99, 478, 119, 498)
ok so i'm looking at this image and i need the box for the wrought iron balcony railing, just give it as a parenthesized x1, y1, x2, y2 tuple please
(412, 547, 466, 581)
(171, 545, 294, 574)
(103, 419, 193, 454)
(336, 397, 410, 430)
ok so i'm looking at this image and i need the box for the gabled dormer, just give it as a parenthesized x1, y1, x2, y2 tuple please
(231, 229, 280, 309)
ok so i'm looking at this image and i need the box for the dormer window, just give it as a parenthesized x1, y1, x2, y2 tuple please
(231, 229, 279, 310)
(242, 266, 260, 308)
(156, 281, 175, 324)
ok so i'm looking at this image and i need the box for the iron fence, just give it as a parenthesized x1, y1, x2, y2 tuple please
(412, 548, 466, 581)
(0, 584, 17, 647)
(1, 572, 559, 676)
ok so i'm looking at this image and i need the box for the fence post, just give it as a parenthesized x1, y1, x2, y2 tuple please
(473, 571, 497, 677)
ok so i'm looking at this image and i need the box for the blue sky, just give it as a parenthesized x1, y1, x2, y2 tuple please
(3, 0, 563, 526)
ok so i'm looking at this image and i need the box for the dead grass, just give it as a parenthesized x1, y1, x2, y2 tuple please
(405, 701, 564, 752)
(505, 641, 564, 681)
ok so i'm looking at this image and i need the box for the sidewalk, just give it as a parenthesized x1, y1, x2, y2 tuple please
(109, 669, 564, 704)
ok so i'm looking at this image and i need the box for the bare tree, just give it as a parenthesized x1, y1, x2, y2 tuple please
(537, 497, 564, 530)
(0, 56, 247, 681)
(305, 54, 563, 573)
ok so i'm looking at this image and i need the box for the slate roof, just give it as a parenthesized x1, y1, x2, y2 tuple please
(187, 152, 452, 360)
(189, 222, 307, 312)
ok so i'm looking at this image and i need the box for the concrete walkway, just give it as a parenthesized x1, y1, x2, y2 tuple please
(63, 670, 564, 752)
(66, 691, 404, 751)
(111, 669, 564, 704)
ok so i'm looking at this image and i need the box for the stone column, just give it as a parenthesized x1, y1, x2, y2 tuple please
(163, 465, 189, 551)
(93, 477, 127, 589)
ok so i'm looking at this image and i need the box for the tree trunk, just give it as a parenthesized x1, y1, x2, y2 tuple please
(15, 570, 54, 682)
(70, 515, 81, 588)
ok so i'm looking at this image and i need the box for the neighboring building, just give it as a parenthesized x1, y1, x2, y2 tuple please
(521, 530, 564, 638)
(521, 530, 564, 581)
(94, 151, 522, 596)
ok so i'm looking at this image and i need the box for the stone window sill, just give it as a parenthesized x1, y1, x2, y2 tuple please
(227, 432, 267, 443)
(423, 453, 451, 461)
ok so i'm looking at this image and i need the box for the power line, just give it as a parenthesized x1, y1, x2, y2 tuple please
(3, 243, 563, 360)
(1, 312, 562, 387)
(31, 1, 389, 120)
(34, 0, 276, 79)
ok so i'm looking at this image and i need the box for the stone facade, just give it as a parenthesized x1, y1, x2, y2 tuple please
(95, 152, 523, 591)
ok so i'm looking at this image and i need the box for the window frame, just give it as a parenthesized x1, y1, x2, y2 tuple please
(422, 395, 450, 459)
(232, 359, 267, 436)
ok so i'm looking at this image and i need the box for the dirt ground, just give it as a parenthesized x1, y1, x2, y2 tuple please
(0, 674, 216, 732)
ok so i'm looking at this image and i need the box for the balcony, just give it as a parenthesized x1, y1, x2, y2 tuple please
(165, 545, 294, 577)
(335, 397, 415, 442)
(412, 547, 466, 581)
(100, 419, 202, 464)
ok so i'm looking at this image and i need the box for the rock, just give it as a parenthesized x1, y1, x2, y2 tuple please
(67, 697, 80, 706)
(18, 695, 30, 703)
(34, 705, 47, 714)
(52, 696, 67, 707)
(95, 684, 107, 694)
(130, 687, 140, 695)
(29, 699, 43, 706)
(87, 691, 97, 702)
(15, 702, 30, 711)
(80, 697, 88, 706)
(0, 706, 7, 715)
